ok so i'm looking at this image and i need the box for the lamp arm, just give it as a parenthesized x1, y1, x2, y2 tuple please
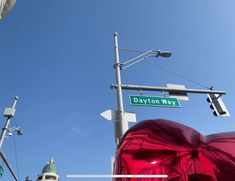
(121, 49, 154, 66)
(121, 56, 150, 70)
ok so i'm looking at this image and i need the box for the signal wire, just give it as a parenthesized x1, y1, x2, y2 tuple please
(146, 61, 212, 90)
(120, 48, 212, 90)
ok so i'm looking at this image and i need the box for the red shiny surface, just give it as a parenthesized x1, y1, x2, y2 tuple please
(113, 119, 235, 181)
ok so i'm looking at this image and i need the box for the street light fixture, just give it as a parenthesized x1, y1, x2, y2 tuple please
(156, 50, 172, 58)
(120, 49, 172, 70)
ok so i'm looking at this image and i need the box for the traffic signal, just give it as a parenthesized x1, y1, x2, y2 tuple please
(207, 94, 230, 117)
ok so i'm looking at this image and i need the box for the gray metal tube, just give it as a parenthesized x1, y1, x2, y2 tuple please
(111, 84, 226, 95)
(0, 149, 19, 181)
(113, 33, 128, 144)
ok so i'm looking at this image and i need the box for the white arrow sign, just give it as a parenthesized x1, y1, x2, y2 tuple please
(123, 112, 136, 122)
(100, 110, 136, 122)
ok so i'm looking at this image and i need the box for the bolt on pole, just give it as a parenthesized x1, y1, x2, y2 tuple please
(113, 32, 128, 144)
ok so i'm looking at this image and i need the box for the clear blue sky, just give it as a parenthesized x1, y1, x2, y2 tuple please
(0, 0, 235, 180)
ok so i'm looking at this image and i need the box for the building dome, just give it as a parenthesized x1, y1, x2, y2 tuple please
(37, 158, 59, 181)
(42, 158, 57, 174)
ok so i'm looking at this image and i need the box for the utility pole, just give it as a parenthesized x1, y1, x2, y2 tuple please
(0, 96, 20, 181)
(101, 33, 172, 144)
(0, 96, 18, 148)
(102, 33, 229, 145)
(113, 32, 128, 144)
(0, 150, 19, 181)
(100, 33, 172, 144)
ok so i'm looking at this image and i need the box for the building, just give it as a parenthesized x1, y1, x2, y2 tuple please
(36, 158, 59, 181)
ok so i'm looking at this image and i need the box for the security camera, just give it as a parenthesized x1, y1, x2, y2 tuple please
(15, 127, 23, 135)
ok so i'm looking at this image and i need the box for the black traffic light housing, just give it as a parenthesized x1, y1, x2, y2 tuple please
(207, 94, 230, 117)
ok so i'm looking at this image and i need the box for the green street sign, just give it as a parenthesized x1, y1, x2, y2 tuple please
(129, 95, 181, 108)
(0, 164, 4, 177)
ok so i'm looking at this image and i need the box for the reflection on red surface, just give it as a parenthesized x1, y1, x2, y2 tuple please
(150, 161, 158, 165)
(113, 119, 235, 181)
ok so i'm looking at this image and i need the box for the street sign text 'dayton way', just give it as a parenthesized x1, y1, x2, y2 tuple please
(129, 95, 180, 108)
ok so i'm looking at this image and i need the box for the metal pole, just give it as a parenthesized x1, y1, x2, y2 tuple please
(111, 84, 226, 95)
(113, 32, 128, 144)
(0, 150, 19, 181)
(0, 96, 19, 149)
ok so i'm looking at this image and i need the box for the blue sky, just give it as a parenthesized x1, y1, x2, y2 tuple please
(0, 0, 235, 180)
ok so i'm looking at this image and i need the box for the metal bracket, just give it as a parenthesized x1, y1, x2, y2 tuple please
(113, 63, 122, 69)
